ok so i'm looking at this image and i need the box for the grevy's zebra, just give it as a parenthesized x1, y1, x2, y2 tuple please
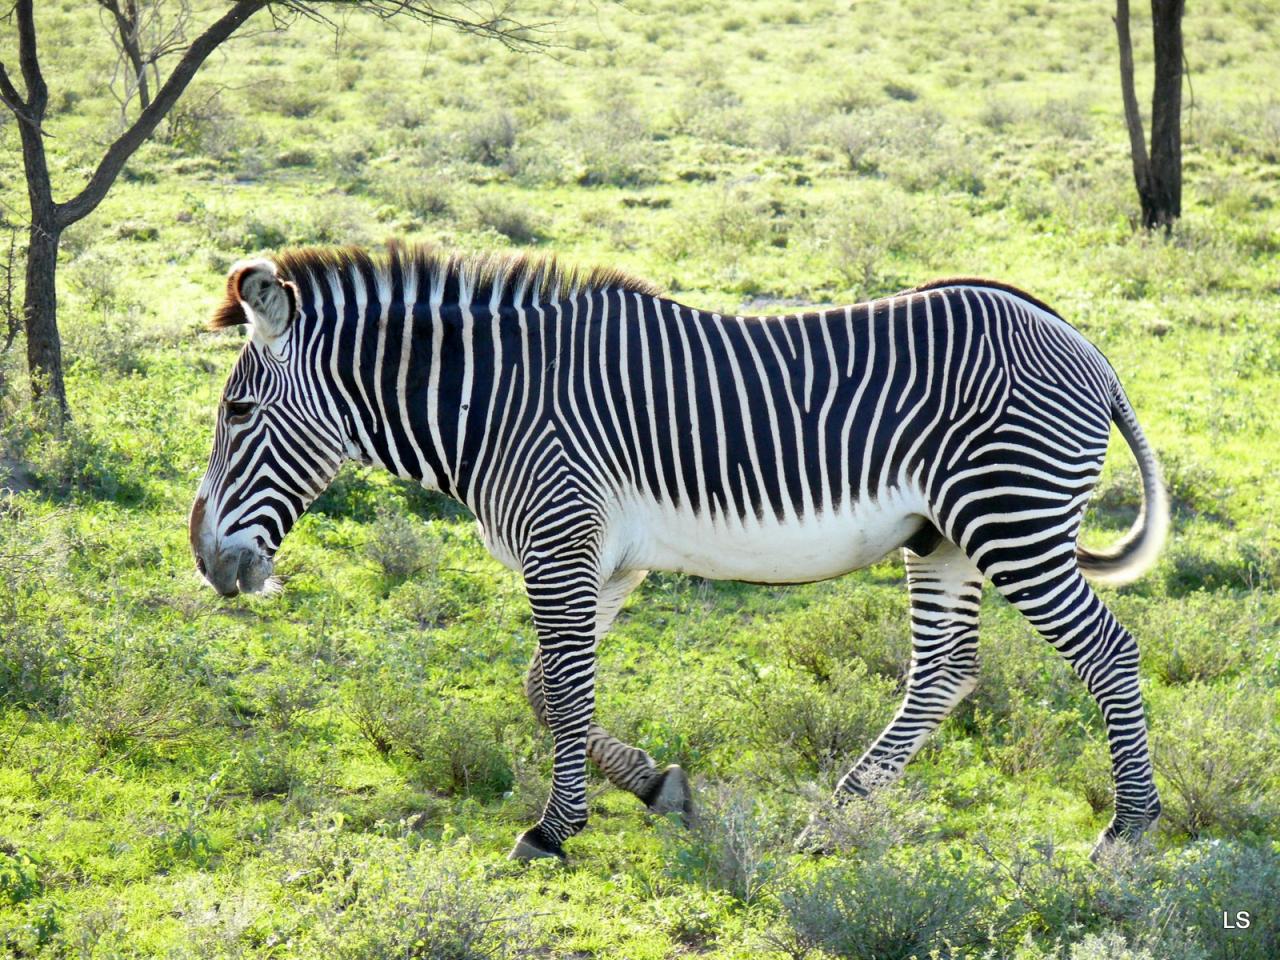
(190, 243, 1168, 861)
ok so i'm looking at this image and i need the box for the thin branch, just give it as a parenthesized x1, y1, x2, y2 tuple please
(49, 0, 558, 229)
(98, 0, 152, 111)
(1114, 0, 1150, 189)
(280, 1, 556, 51)
(0, 62, 31, 120)
(56, 0, 270, 228)
(1, 227, 20, 352)
(14, 0, 47, 115)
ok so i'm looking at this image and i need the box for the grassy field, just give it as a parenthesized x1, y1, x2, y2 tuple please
(2, 0, 1279, 957)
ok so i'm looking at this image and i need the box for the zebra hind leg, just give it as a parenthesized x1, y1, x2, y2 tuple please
(799, 540, 982, 851)
(837, 540, 984, 796)
(976, 545, 1160, 856)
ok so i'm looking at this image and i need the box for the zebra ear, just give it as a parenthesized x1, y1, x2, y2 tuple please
(214, 259, 297, 341)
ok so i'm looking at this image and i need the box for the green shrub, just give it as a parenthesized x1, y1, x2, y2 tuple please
(366, 503, 439, 583)
(264, 832, 526, 959)
(458, 109, 520, 167)
(348, 669, 514, 801)
(0, 844, 43, 906)
(773, 846, 998, 960)
(823, 108, 887, 173)
(985, 693, 1087, 777)
(756, 102, 820, 156)
(571, 98, 655, 187)
(71, 654, 197, 755)
(795, 781, 942, 859)
(767, 586, 910, 686)
(724, 660, 895, 781)
(1156, 841, 1280, 960)
(471, 194, 544, 245)
(663, 782, 792, 905)
(1150, 683, 1279, 838)
(227, 733, 312, 799)
(1108, 591, 1264, 685)
(160, 89, 243, 160)
(1065, 931, 1157, 960)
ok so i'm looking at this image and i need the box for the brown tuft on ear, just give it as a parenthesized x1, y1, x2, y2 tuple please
(209, 265, 253, 330)
(208, 259, 296, 337)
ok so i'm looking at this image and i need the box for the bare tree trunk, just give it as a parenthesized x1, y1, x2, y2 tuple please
(1115, 0, 1185, 230)
(24, 212, 64, 421)
(1147, 0, 1184, 228)
(1, 0, 67, 422)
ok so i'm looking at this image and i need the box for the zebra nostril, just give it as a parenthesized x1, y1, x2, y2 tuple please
(195, 555, 207, 576)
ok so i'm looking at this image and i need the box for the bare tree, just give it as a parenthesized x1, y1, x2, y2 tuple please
(0, 0, 545, 426)
(1114, 0, 1186, 231)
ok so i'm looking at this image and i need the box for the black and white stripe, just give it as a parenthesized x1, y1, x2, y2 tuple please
(191, 246, 1168, 859)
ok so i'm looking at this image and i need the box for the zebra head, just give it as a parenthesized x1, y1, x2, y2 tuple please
(190, 258, 347, 596)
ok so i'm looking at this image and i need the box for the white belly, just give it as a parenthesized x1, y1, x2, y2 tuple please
(609, 489, 926, 584)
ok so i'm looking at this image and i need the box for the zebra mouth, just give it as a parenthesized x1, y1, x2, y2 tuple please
(235, 547, 276, 595)
(197, 545, 276, 597)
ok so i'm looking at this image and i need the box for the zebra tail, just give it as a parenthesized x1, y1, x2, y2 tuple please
(1076, 383, 1170, 586)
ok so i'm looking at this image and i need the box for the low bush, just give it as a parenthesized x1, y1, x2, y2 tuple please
(820, 188, 938, 297)
(471, 194, 544, 245)
(71, 653, 199, 755)
(457, 109, 520, 168)
(571, 98, 655, 187)
(225, 732, 318, 800)
(348, 667, 514, 801)
(662, 782, 792, 905)
(772, 846, 998, 960)
(1108, 590, 1263, 685)
(767, 585, 910, 686)
(1149, 682, 1279, 838)
(723, 659, 895, 782)
(277, 833, 528, 959)
(365, 503, 439, 583)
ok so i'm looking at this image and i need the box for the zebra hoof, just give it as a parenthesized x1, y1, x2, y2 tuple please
(508, 827, 566, 863)
(645, 765, 693, 823)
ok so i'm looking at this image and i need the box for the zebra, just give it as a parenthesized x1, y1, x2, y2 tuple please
(189, 242, 1168, 862)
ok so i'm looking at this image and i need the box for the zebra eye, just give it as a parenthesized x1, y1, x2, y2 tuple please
(225, 400, 255, 420)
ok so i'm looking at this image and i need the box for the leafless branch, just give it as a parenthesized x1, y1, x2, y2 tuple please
(56, 0, 269, 228)
(1, 227, 20, 352)
(0, 0, 47, 130)
(1114, 0, 1150, 190)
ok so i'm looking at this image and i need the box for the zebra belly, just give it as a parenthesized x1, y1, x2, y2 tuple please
(614, 491, 924, 584)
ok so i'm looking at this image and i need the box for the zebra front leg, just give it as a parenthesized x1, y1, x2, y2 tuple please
(522, 568, 690, 820)
(525, 650, 691, 819)
(509, 551, 605, 862)
(511, 642, 596, 861)
(840, 541, 984, 795)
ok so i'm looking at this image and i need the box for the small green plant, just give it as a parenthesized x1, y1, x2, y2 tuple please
(1150, 682, 1280, 837)
(366, 504, 438, 582)
(663, 782, 791, 905)
(471, 195, 544, 245)
(0, 845, 42, 905)
(772, 846, 997, 960)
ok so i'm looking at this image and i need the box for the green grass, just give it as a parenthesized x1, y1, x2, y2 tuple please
(2, 0, 1280, 957)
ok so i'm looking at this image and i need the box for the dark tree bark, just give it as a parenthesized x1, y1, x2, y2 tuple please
(0, 0, 545, 426)
(1115, 0, 1186, 230)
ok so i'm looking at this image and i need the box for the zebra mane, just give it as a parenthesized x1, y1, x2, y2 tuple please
(209, 241, 662, 330)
